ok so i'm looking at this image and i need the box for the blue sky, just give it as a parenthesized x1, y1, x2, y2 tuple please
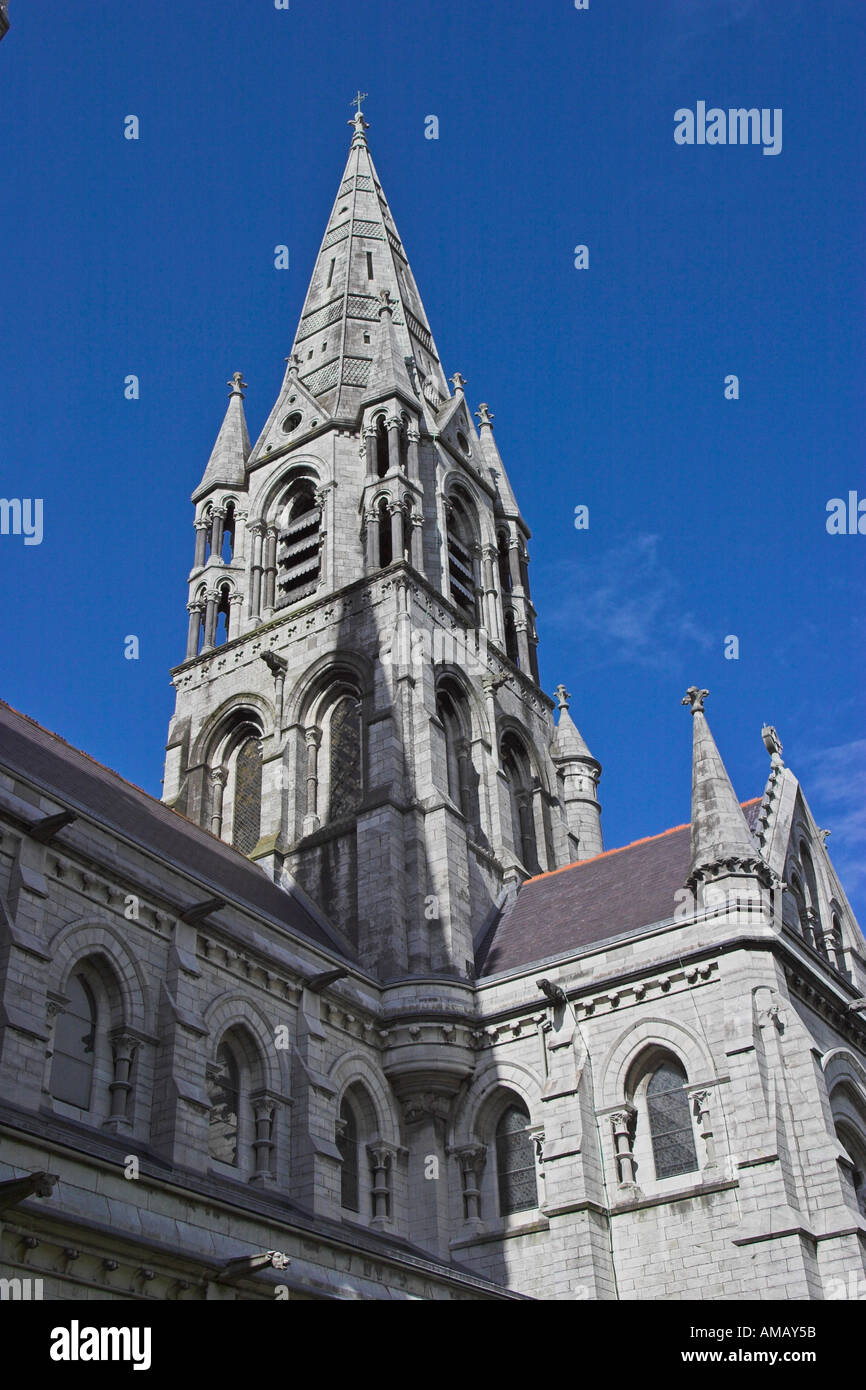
(1, 0, 864, 915)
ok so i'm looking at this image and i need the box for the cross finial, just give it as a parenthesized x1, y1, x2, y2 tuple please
(682, 686, 709, 713)
(554, 684, 571, 712)
(227, 372, 247, 397)
(349, 92, 370, 143)
(450, 372, 467, 394)
(476, 403, 494, 429)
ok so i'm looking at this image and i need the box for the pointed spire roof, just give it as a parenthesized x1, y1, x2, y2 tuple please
(365, 289, 417, 401)
(285, 100, 449, 418)
(682, 687, 760, 883)
(192, 373, 250, 502)
(475, 402, 526, 527)
(550, 685, 598, 764)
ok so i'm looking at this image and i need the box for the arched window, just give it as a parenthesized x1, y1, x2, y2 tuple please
(399, 413, 410, 471)
(328, 696, 362, 821)
(646, 1059, 699, 1180)
(50, 973, 97, 1110)
(787, 869, 814, 946)
(214, 582, 232, 646)
(375, 415, 389, 478)
(503, 610, 519, 666)
(497, 531, 512, 593)
(518, 541, 532, 600)
(445, 493, 478, 622)
(501, 733, 538, 871)
(799, 842, 825, 955)
(400, 495, 412, 563)
(232, 738, 263, 853)
(221, 502, 236, 563)
(338, 1097, 360, 1212)
(377, 497, 392, 567)
(437, 687, 465, 810)
(495, 1101, 537, 1215)
(207, 1041, 241, 1166)
(192, 584, 207, 657)
(275, 475, 322, 607)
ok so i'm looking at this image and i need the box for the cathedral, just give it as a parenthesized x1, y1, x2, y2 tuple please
(1, 108, 865, 1302)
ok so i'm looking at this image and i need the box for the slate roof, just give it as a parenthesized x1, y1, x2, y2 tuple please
(0, 701, 350, 960)
(476, 799, 763, 978)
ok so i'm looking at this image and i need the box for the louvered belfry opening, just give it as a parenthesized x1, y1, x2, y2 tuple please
(232, 738, 263, 854)
(276, 477, 322, 608)
(446, 494, 477, 621)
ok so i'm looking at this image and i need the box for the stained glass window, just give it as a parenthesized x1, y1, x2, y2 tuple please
(329, 697, 362, 821)
(496, 1102, 537, 1215)
(51, 973, 97, 1109)
(646, 1060, 698, 1180)
(338, 1099, 360, 1212)
(232, 738, 262, 854)
(208, 1043, 240, 1166)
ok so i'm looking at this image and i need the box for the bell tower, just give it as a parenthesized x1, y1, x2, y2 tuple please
(163, 103, 603, 980)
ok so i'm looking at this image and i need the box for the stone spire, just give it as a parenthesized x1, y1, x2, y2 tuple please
(192, 373, 250, 502)
(551, 684, 603, 859)
(682, 686, 762, 888)
(260, 95, 449, 428)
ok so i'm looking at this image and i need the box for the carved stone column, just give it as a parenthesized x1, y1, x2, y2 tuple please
(303, 728, 321, 835)
(367, 1143, 394, 1224)
(262, 527, 278, 613)
(406, 511, 422, 571)
(106, 1031, 139, 1129)
(210, 508, 225, 561)
(250, 1094, 276, 1184)
(248, 522, 265, 618)
(514, 617, 532, 673)
(611, 1106, 637, 1186)
(508, 536, 522, 590)
(185, 601, 203, 660)
(480, 543, 500, 639)
(42, 996, 67, 1097)
(261, 651, 287, 725)
(691, 1089, 716, 1168)
(453, 1143, 486, 1222)
(228, 591, 243, 642)
(365, 508, 380, 569)
(363, 424, 377, 480)
(389, 501, 404, 563)
(209, 766, 227, 837)
(406, 423, 421, 482)
(193, 521, 209, 569)
(202, 589, 218, 650)
(386, 413, 402, 473)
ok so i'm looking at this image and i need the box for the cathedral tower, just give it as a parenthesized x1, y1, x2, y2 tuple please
(163, 104, 602, 981)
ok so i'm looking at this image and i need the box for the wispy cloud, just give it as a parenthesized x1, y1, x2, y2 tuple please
(538, 533, 714, 670)
(797, 739, 866, 907)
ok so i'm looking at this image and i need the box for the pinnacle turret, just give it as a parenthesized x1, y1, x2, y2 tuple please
(192, 372, 251, 502)
(475, 402, 524, 524)
(365, 289, 417, 403)
(551, 685, 603, 859)
(682, 686, 762, 888)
